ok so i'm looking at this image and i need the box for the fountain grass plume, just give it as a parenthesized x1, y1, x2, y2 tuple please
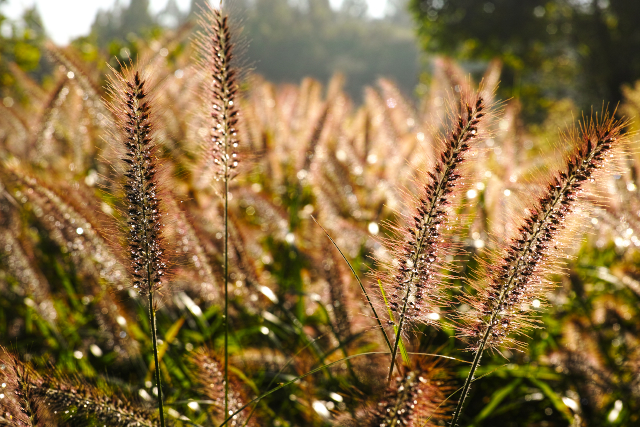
(367, 358, 452, 427)
(0, 347, 53, 426)
(106, 65, 168, 426)
(191, 350, 253, 427)
(450, 111, 627, 426)
(195, 3, 241, 418)
(1, 347, 154, 426)
(378, 89, 490, 383)
(35, 373, 155, 427)
(106, 68, 167, 297)
(194, 4, 240, 183)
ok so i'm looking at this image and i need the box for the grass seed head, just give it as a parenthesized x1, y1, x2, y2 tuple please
(368, 359, 451, 427)
(459, 112, 626, 351)
(378, 91, 489, 333)
(107, 67, 168, 296)
(196, 5, 241, 182)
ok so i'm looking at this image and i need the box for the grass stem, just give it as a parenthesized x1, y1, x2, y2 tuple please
(149, 292, 166, 427)
(449, 326, 489, 427)
(224, 158, 229, 422)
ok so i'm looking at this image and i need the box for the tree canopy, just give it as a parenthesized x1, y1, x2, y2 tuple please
(0, 2, 47, 99)
(238, 0, 419, 101)
(409, 0, 640, 113)
(83, 0, 421, 102)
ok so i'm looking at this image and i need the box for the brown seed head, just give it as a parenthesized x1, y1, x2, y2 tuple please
(107, 68, 167, 296)
(368, 359, 452, 427)
(191, 350, 253, 426)
(0, 347, 53, 427)
(379, 91, 489, 332)
(195, 6, 240, 181)
(459, 112, 626, 351)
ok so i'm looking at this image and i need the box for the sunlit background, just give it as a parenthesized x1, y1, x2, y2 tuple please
(0, 0, 418, 101)
(2, 0, 391, 45)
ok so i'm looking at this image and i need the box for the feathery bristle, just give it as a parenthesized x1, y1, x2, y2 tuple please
(45, 43, 114, 129)
(196, 6, 240, 180)
(35, 374, 155, 427)
(31, 78, 69, 164)
(0, 347, 54, 427)
(323, 241, 353, 342)
(382, 92, 488, 331)
(108, 69, 167, 296)
(191, 350, 252, 426)
(460, 113, 625, 351)
(368, 360, 451, 427)
(171, 197, 221, 302)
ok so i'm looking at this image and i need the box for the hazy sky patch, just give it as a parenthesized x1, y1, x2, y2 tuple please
(2, 0, 388, 45)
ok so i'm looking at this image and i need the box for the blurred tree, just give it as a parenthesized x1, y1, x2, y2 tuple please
(0, 3, 47, 97)
(91, 0, 156, 45)
(79, 0, 420, 102)
(409, 0, 640, 112)
(120, 0, 154, 36)
(239, 0, 420, 101)
(386, 0, 414, 25)
(308, 0, 333, 17)
(158, 0, 186, 28)
(341, 0, 369, 18)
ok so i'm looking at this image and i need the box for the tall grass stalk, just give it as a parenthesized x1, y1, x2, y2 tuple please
(450, 114, 625, 426)
(384, 93, 487, 383)
(224, 165, 229, 419)
(106, 68, 168, 426)
(195, 5, 240, 417)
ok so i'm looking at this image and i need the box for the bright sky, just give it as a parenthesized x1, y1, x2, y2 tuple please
(1, 0, 388, 45)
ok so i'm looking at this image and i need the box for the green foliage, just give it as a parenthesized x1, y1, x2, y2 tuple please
(0, 5, 47, 99)
(409, 0, 640, 118)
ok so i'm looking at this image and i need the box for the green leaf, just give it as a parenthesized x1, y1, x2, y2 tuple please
(469, 378, 522, 426)
(147, 317, 185, 382)
(378, 280, 410, 365)
(529, 377, 574, 423)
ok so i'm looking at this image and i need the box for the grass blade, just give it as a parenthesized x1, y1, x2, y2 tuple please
(378, 280, 410, 366)
(311, 216, 398, 368)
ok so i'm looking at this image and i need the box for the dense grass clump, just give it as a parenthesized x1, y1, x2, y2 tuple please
(0, 7, 639, 427)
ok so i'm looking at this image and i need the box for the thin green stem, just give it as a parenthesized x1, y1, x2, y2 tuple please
(378, 280, 410, 366)
(449, 326, 491, 427)
(149, 292, 165, 427)
(224, 177, 229, 419)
